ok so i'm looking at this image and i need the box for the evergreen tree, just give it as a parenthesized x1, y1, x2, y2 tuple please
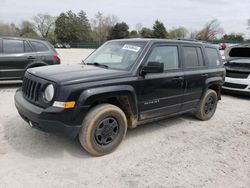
(109, 22, 129, 39)
(140, 27, 153, 38)
(152, 20, 167, 38)
(55, 10, 91, 43)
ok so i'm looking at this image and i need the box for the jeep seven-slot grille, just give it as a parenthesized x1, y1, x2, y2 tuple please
(22, 76, 41, 103)
(226, 70, 249, 79)
(22, 72, 55, 108)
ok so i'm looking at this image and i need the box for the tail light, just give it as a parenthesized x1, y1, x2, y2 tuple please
(53, 53, 60, 60)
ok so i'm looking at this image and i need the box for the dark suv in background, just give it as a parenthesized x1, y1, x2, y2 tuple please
(0, 37, 60, 80)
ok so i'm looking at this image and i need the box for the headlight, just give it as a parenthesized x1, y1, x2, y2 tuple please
(44, 84, 54, 102)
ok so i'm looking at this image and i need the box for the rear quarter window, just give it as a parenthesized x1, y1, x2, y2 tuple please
(30, 41, 49, 52)
(205, 47, 221, 67)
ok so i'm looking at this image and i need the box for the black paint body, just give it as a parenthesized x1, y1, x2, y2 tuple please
(15, 39, 225, 138)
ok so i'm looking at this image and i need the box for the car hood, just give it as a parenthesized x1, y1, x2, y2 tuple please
(27, 64, 131, 85)
(225, 44, 250, 61)
(224, 44, 250, 73)
(224, 59, 250, 73)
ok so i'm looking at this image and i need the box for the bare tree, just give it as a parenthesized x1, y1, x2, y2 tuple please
(19, 21, 38, 38)
(247, 19, 250, 38)
(168, 27, 188, 39)
(91, 12, 118, 43)
(195, 19, 223, 40)
(0, 22, 19, 36)
(33, 13, 56, 39)
(135, 23, 143, 36)
(189, 31, 198, 39)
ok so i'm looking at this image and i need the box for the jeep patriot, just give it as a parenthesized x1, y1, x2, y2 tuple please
(15, 39, 225, 156)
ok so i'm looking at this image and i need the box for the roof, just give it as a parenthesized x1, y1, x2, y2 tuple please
(110, 38, 217, 48)
(0, 36, 47, 43)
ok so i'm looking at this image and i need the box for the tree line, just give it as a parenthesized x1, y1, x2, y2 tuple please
(0, 10, 248, 44)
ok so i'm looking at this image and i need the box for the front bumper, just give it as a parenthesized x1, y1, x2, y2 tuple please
(15, 90, 82, 138)
(222, 76, 250, 96)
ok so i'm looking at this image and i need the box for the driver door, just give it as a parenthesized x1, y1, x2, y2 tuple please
(136, 43, 185, 120)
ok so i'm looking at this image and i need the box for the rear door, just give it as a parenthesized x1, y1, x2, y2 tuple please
(29, 40, 54, 65)
(0, 38, 2, 78)
(181, 45, 207, 111)
(0, 39, 36, 80)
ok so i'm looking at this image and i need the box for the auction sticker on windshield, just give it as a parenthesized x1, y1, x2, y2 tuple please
(122, 44, 141, 52)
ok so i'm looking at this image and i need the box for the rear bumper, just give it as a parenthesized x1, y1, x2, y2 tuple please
(15, 90, 81, 138)
(222, 77, 250, 95)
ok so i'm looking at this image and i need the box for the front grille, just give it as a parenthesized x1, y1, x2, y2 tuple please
(22, 72, 54, 108)
(226, 70, 249, 79)
(22, 76, 42, 103)
(224, 82, 248, 89)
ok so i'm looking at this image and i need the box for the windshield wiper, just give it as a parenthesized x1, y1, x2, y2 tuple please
(86, 62, 109, 69)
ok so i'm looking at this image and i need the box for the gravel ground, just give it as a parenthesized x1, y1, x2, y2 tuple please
(0, 49, 249, 188)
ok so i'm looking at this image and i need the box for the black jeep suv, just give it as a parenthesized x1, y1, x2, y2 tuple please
(0, 37, 60, 80)
(15, 39, 225, 156)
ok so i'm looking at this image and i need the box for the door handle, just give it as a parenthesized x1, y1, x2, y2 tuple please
(172, 76, 184, 81)
(201, 73, 208, 77)
(27, 56, 35, 60)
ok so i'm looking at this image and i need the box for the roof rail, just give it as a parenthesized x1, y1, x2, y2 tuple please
(176, 38, 205, 43)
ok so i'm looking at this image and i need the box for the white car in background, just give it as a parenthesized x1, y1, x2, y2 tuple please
(223, 44, 250, 96)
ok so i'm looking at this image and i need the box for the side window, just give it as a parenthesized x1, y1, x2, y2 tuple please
(147, 46, 179, 70)
(3, 39, 24, 54)
(24, 41, 33, 52)
(0, 40, 2, 53)
(183, 46, 200, 68)
(205, 47, 221, 67)
(30, 41, 49, 52)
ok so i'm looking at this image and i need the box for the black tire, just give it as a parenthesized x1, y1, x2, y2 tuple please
(78, 104, 127, 156)
(195, 89, 218, 121)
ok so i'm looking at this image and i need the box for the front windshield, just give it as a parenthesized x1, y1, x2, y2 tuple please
(84, 41, 147, 70)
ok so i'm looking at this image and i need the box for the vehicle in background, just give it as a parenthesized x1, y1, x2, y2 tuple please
(223, 44, 250, 95)
(54, 43, 71, 48)
(63, 43, 71, 48)
(0, 37, 60, 80)
(54, 43, 64, 48)
(219, 43, 227, 50)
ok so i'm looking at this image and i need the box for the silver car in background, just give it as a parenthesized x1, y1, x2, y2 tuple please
(223, 44, 250, 95)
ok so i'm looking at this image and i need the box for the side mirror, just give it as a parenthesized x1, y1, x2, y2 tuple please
(141, 61, 164, 75)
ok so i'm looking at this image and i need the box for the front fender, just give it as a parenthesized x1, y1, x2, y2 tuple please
(25, 61, 47, 70)
(78, 85, 138, 115)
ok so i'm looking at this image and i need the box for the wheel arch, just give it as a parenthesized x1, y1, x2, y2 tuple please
(204, 77, 224, 100)
(25, 61, 48, 70)
(78, 85, 138, 128)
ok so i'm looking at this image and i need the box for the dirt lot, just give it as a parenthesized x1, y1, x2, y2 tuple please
(0, 49, 249, 188)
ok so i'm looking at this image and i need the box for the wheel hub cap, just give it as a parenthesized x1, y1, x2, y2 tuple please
(204, 96, 215, 114)
(95, 117, 119, 146)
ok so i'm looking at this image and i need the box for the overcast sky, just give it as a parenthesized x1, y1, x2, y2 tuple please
(0, 0, 249, 37)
